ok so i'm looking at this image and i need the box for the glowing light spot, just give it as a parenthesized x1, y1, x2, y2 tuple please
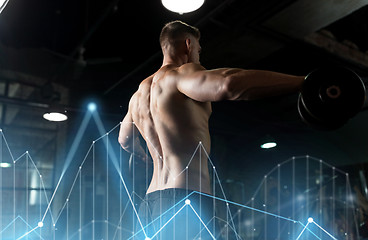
(38, 222, 44, 228)
(88, 102, 97, 112)
(162, 0, 205, 14)
(244, 220, 252, 226)
(260, 142, 277, 149)
(297, 195, 304, 201)
(185, 199, 191, 205)
(308, 217, 313, 223)
(0, 162, 11, 168)
(145, 237, 151, 240)
(43, 112, 68, 122)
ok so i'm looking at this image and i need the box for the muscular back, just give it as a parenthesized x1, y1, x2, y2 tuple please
(129, 63, 212, 194)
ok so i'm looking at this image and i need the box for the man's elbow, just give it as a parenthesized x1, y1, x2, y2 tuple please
(118, 135, 130, 151)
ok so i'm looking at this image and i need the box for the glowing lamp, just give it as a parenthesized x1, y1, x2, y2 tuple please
(162, 0, 205, 14)
(0, 0, 10, 14)
(0, 162, 11, 168)
(260, 142, 277, 149)
(260, 135, 277, 149)
(43, 112, 68, 122)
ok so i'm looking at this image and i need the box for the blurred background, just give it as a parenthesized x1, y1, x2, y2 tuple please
(1, 0, 368, 239)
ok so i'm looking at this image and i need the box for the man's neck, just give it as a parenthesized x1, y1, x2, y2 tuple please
(162, 54, 188, 67)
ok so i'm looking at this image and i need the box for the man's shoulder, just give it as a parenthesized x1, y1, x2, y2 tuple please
(178, 63, 206, 74)
(139, 75, 154, 88)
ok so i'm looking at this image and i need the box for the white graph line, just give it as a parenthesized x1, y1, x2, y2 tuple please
(112, 200, 132, 240)
(296, 221, 310, 240)
(42, 112, 92, 222)
(149, 203, 188, 239)
(127, 192, 195, 240)
(189, 203, 217, 240)
(296, 221, 322, 240)
(0, 120, 348, 240)
(16, 225, 40, 240)
(0, 129, 15, 161)
(93, 112, 148, 238)
(312, 220, 338, 240)
(202, 144, 241, 240)
(27, 153, 55, 224)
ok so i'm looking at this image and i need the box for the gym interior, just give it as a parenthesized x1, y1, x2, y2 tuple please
(0, 0, 368, 239)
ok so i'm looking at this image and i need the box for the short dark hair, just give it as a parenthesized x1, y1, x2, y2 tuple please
(159, 20, 200, 49)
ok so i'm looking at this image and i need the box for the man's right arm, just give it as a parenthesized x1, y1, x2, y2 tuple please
(118, 98, 148, 160)
(176, 63, 304, 102)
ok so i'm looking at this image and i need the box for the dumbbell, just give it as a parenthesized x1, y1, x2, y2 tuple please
(298, 66, 367, 131)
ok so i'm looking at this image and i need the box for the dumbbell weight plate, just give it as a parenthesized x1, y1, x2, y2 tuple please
(301, 67, 366, 121)
(298, 94, 348, 131)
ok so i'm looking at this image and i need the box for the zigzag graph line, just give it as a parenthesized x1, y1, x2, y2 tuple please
(0, 110, 343, 239)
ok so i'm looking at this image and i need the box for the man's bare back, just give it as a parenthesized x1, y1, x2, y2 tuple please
(119, 20, 304, 198)
(120, 63, 212, 194)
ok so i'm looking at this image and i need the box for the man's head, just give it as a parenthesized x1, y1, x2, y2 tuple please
(160, 20, 201, 64)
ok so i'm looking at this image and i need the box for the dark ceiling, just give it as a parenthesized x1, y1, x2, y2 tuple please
(0, 0, 368, 179)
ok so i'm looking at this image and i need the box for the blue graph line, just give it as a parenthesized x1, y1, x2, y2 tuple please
(0, 120, 344, 240)
(0, 215, 19, 234)
(296, 221, 311, 240)
(42, 111, 92, 222)
(149, 203, 188, 239)
(193, 191, 297, 223)
(297, 220, 323, 240)
(92, 112, 148, 238)
(128, 192, 195, 240)
(0, 213, 44, 239)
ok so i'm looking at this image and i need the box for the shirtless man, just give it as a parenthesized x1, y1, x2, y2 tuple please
(118, 20, 304, 239)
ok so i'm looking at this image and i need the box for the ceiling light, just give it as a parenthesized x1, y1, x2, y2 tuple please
(162, 0, 205, 14)
(259, 135, 277, 149)
(0, 162, 12, 168)
(43, 112, 68, 122)
(0, 0, 10, 14)
(260, 142, 277, 149)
